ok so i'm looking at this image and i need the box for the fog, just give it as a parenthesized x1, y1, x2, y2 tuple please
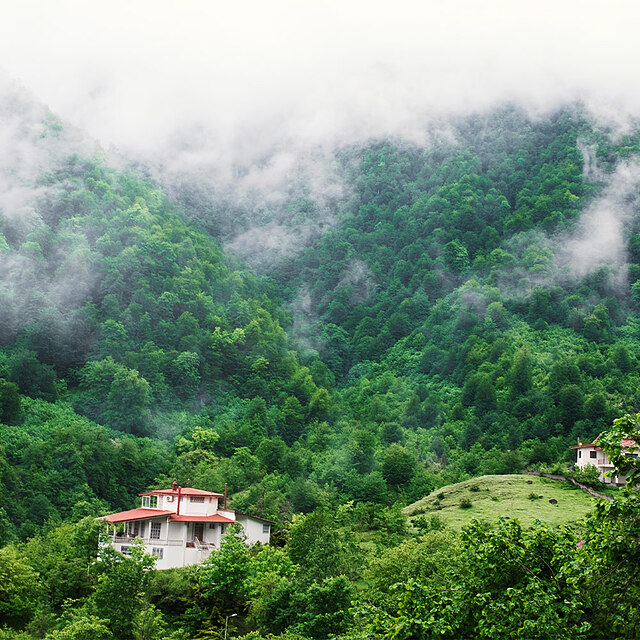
(1, 1, 640, 305)
(2, 1, 640, 172)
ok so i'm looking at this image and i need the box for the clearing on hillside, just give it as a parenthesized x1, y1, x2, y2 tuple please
(403, 474, 599, 530)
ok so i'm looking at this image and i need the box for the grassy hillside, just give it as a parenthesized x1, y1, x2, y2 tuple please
(403, 474, 598, 529)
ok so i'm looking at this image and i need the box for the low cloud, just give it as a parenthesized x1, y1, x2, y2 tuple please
(2, 1, 640, 201)
(559, 159, 640, 281)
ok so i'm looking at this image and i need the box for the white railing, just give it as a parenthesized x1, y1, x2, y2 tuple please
(112, 536, 184, 547)
(193, 538, 211, 552)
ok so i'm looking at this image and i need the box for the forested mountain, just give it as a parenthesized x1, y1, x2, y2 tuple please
(3, 97, 640, 638)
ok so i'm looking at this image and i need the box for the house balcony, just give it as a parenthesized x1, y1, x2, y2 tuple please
(111, 535, 187, 547)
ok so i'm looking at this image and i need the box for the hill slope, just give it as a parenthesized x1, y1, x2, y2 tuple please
(403, 474, 597, 529)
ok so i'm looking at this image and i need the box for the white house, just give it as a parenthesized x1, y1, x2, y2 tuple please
(571, 438, 638, 485)
(100, 482, 273, 569)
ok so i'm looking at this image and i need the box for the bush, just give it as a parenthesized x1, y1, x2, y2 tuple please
(412, 514, 446, 533)
(469, 484, 480, 492)
(459, 498, 472, 509)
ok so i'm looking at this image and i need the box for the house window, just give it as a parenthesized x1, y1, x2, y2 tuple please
(142, 496, 158, 508)
(209, 523, 216, 530)
(262, 524, 270, 534)
(150, 522, 161, 539)
(120, 545, 131, 555)
(190, 496, 205, 503)
(152, 547, 164, 559)
(132, 521, 140, 537)
(590, 451, 597, 459)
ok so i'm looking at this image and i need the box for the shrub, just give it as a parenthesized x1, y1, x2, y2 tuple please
(459, 498, 472, 509)
(413, 514, 446, 533)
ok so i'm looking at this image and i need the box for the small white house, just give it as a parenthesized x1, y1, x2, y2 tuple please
(100, 483, 272, 569)
(571, 438, 637, 485)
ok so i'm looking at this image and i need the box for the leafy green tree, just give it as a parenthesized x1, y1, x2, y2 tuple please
(198, 525, 251, 614)
(90, 543, 155, 640)
(442, 240, 470, 274)
(381, 444, 416, 486)
(45, 615, 113, 640)
(288, 510, 353, 583)
(0, 379, 21, 424)
(508, 348, 533, 398)
(0, 545, 42, 628)
(105, 368, 152, 434)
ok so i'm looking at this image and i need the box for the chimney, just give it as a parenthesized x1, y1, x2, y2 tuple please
(224, 483, 227, 510)
(176, 486, 182, 515)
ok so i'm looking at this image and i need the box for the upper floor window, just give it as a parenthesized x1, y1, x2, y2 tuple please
(590, 451, 597, 459)
(262, 524, 270, 534)
(142, 496, 158, 508)
(190, 496, 205, 503)
(150, 522, 161, 539)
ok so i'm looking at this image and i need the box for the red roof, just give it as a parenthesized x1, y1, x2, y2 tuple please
(168, 514, 236, 523)
(571, 438, 637, 450)
(234, 510, 275, 524)
(139, 487, 224, 497)
(102, 508, 174, 524)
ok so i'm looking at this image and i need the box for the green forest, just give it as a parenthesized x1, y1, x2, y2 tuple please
(3, 103, 640, 639)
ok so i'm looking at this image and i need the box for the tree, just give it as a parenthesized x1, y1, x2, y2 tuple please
(106, 368, 152, 434)
(381, 444, 416, 486)
(0, 379, 21, 424)
(91, 543, 155, 640)
(442, 240, 470, 274)
(508, 348, 533, 398)
(0, 545, 42, 628)
(371, 519, 590, 640)
(288, 510, 349, 583)
(198, 525, 251, 613)
(46, 615, 114, 640)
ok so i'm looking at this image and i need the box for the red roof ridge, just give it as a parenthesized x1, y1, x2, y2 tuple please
(571, 438, 637, 450)
(139, 487, 224, 497)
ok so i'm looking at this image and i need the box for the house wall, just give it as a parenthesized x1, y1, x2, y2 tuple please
(177, 496, 219, 516)
(575, 446, 604, 470)
(575, 447, 619, 483)
(236, 515, 270, 545)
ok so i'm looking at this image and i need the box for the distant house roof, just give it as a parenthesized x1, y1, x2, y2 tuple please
(168, 514, 236, 523)
(570, 438, 637, 450)
(234, 510, 276, 524)
(139, 487, 224, 497)
(101, 508, 174, 524)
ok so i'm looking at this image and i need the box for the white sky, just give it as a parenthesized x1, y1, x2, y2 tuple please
(1, 0, 640, 163)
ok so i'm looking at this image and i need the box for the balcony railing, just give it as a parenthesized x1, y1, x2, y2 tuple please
(112, 535, 185, 547)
